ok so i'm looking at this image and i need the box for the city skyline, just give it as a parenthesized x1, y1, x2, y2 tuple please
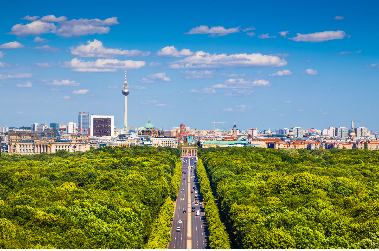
(1, 0, 379, 131)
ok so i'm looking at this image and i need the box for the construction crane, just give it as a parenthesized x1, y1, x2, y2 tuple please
(210, 122, 227, 131)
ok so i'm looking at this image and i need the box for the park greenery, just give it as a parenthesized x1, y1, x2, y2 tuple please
(196, 159, 231, 249)
(0, 146, 181, 249)
(199, 147, 379, 249)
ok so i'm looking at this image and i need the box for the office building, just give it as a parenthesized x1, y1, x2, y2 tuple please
(90, 115, 115, 137)
(78, 111, 90, 134)
(293, 127, 304, 138)
(67, 122, 76, 134)
(336, 127, 348, 138)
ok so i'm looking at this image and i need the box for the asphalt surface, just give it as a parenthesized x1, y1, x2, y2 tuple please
(168, 156, 209, 249)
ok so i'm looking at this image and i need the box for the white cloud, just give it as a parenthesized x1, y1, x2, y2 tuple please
(224, 108, 233, 112)
(157, 46, 194, 57)
(155, 104, 166, 106)
(33, 45, 60, 52)
(16, 82, 32, 87)
(334, 16, 344, 20)
(70, 39, 149, 58)
(22, 15, 39, 21)
(212, 78, 270, 89)
(138, 78, 155, 83)
(289, 30, 347, 42)
(148, 62, 162, 67)
(140, 100, 157, 104)
(33, 36, 47, 42)
(339, 49, 361, 55)
(270, 53, 290, 58)
(246, 32, 256, 37)
(269, 70, 292, 76)
(167, 51, 287, 69)
(10, 21, 56, 36)
(40, 15, 67, 22)
(298, 110, 303, 112)
(0, 73, 32, 79)
(48, 80, 80, 86)
(181, 70, 215, 79)
(188, 88, 216, 93)
(258, 33, 277, 39)
(54, 17, 119, 37)
(185, 25, 240, 37)
(221, 73, 238, 77)
(366, 63, 378, 68)
(279, 31, 289, 37)
(33, 62, 55, 68)
(0, 62, 10, 67)
(0, 41, 24, 49)
(10, 17, 118, 38)
(0, 51, 3, 58)
(145, 72, 171, 82)
(51, 88, 59, 91)
(243, 26, 255, 32)
(63, 58, 146, 72)
(305, 68, 317, 75)
(72, 89, 89, 94)
(224, 104, 250, 112)
(107, 86, 118, 89)
(62, 96, 70, 99)
(285, 100, 291, 103)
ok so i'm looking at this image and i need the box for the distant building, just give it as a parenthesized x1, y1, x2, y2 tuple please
(90, 115, 115, 137)
(278, 128, 289, 135)
(293, 127, 304, 138)
(355, 127, 369, 137)
(67, 122, 77, 134)
(152, 137, 178, 148)
(336, 127, 348, 138)
(78, 111, 90, 135)
(50, 123, 60, 133)
(0, 126, 9, 133)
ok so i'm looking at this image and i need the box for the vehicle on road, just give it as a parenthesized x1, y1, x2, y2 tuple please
(176, 227, 181, 232)
(195, 201, 198, 205)
(196, 210, 200, 216)
(178, 220, 182, 224)
(200, 206, 203, 209)
(195, 191, 197, 193)
(192, 206, 195, 212)
(191, 191, 193, 193)
(181, 188, 184, 191)
(183, 177, 185, 180)
(183, 210, 186, 213)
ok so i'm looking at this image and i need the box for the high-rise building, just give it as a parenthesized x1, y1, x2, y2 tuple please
(67, 122, 76, 134)
(355, 127, 369, 137)
(336, 127, 348, 138)
(90, 115, 115, 137)
(50, 123, 60, 133)
(293, 127, 304, 138)
(78, 111, 90, 134)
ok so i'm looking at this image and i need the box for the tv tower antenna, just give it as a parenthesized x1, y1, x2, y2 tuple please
(122, 62, 129, 133)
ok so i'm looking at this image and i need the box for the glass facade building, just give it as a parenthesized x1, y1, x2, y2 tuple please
(78, 112, 90, 134)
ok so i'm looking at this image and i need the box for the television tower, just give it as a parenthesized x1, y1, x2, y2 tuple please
(122, 69, 129, 133)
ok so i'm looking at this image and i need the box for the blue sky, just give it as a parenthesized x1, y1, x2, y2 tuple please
(1, 0, 379, 131)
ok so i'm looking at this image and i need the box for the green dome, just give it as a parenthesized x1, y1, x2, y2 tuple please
(144, 120, 155, 129)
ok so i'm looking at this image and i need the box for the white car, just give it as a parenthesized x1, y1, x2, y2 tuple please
(176, 227, 181, 232)
(178, 220, 182, 224)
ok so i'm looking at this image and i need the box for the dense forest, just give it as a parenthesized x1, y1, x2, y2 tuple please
(200, 148, 379, 249)
(0, 146, 181, 249)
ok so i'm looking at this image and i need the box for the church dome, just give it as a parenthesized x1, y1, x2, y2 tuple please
(144, 120, 155, 129)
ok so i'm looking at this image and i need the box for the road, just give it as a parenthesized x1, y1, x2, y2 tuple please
(168, 156, 209, 249)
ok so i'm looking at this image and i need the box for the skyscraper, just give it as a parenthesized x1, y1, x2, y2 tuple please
(78, 111, 90, 134)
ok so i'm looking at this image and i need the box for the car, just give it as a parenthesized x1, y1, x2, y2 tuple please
(195, 201, 198, 205)
(178, 220, 182, 224)
(183, 210, 186, 213)
(181, 188, 184, 191)
(200, 202, 202, 205)
(200, 206, 203, 209)
(176, 227, 181, 232)
(183, 177, 185, 180)
(195, 195, 198, 198)
(191, 191, 193, 193)
(192, 207, 195, 212)
(195, 191, 197, 194)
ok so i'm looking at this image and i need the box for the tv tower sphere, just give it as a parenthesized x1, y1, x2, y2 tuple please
(122, 70, 129, 132)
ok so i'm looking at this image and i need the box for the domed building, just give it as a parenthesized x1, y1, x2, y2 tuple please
(139, 119, 161, 137)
